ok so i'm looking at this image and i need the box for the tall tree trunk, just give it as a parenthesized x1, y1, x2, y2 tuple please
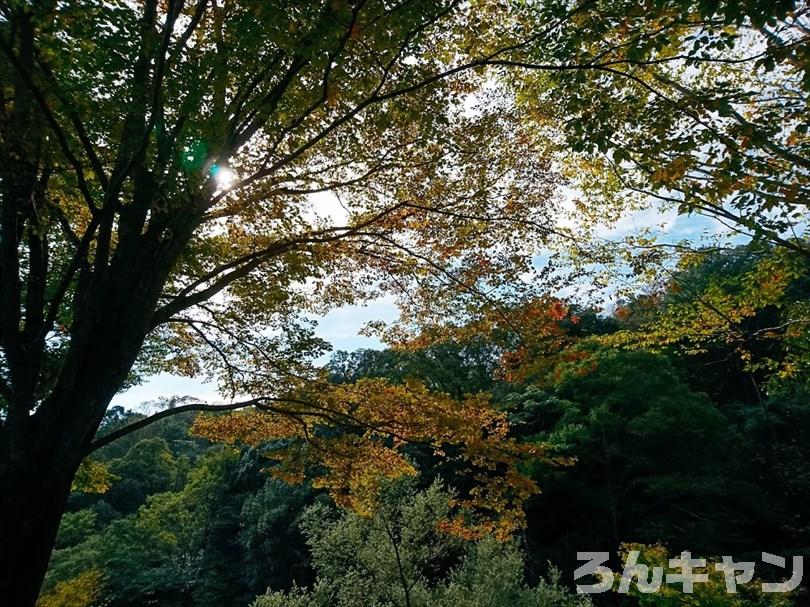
(0, 205, 199, 605)
(0, 358, 135, 606)
(0, 425, 82, 606)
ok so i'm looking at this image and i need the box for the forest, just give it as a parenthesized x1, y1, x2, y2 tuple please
(0, 0, 808, 606)
(38, 244, 810, 606)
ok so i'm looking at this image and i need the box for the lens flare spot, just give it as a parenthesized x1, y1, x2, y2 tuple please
(211, 165, 236, 190)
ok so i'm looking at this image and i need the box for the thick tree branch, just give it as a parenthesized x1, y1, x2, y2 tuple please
(86, 398, 266, 453)
(86, 390, 406, 454)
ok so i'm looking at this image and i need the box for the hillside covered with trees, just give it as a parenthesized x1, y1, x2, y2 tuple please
(38, 245, 810, 606)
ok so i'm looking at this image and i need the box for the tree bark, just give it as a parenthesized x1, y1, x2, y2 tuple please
(0, 424, 83, 606)
(0, 326, 155, 606)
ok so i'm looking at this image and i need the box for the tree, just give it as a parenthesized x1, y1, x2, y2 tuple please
(42, 430, 319, 607)
(103, 438, 182, 513)
(605, 244, 810, 394)
(35, 569, 103, 607)
(513, 349, 767, 561)
(0, 1, 574, 602)
(512, 0, 809, 253)
(327, 340, 500, 400)
(190, 377, 544, 540)
(251, 480, 592, 607)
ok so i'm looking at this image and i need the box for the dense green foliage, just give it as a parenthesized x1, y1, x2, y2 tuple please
(45, 418, 317, 607)
(253, 481, 590, 607)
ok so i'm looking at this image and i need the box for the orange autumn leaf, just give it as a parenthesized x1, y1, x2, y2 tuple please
(191, 378, 549, 538)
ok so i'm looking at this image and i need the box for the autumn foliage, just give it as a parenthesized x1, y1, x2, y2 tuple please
(191, 377, 546, 539)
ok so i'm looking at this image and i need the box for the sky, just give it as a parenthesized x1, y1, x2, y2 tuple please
(112, 193, 727, 411)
